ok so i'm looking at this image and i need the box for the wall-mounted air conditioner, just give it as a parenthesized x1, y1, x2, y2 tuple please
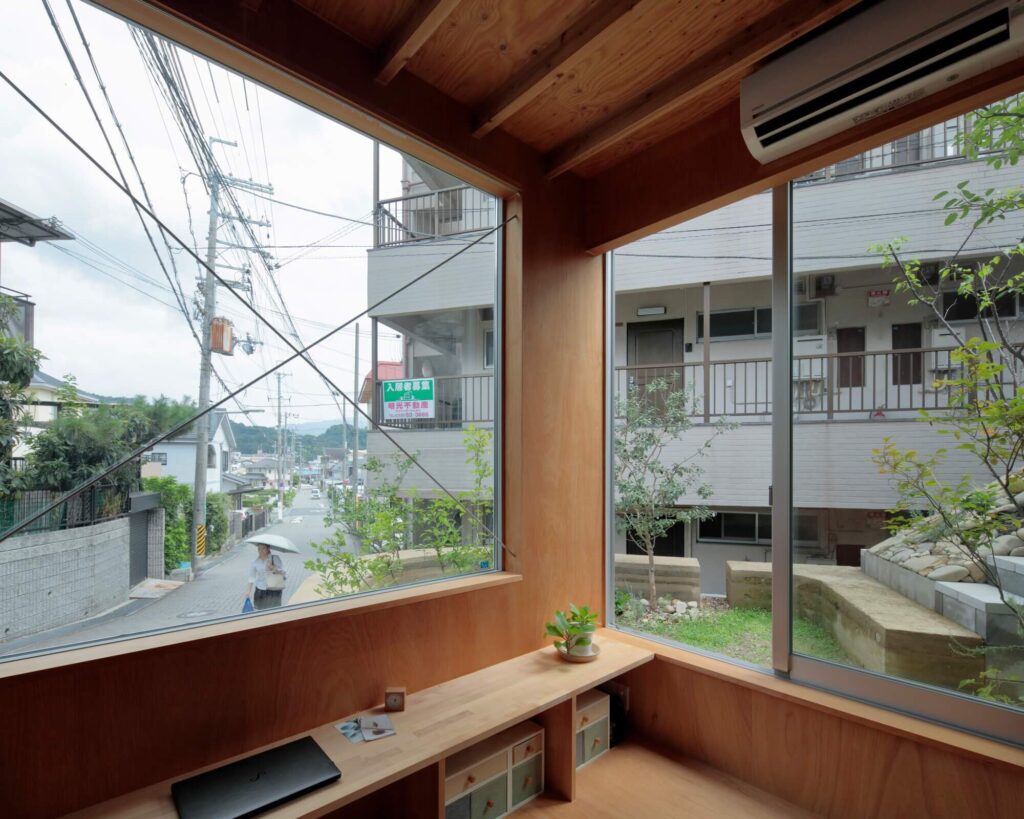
(741, 0, 1024, 164)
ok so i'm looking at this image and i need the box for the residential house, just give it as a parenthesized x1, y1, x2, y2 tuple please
(142, 409, 238, 494)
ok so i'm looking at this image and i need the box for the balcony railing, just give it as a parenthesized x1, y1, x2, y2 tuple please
(373, 373, 494, 430)
(375, 186, 497, 248)
(615, 346, 1015, 422)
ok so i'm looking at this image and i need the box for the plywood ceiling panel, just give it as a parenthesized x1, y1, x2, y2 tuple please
(404, 0, 601, 107)
(293, 0, 418, 48)
(572, 79, 740, 176)
(500, 0, 787, 152)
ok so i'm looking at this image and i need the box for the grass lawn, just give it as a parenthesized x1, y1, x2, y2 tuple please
(623, 606, 854, 668)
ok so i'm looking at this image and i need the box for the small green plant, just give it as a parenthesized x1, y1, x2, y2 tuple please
(545, 603, 599, 655)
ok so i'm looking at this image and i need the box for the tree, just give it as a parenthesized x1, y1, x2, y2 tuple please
(870, 95, 1024, 698)
(614, 378, 732, 607)
(0, 295, 42, 497)
(305, 454, 412, 596)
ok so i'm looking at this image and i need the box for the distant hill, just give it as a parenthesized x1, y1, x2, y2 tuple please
(230, 419, 366, 458)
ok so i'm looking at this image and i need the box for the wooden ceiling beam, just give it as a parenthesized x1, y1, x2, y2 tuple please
(583, 55, 1024, 254)
(376, 0, 464, 85)
(472, 0, 644, 139)
(545, 0, 862, 179)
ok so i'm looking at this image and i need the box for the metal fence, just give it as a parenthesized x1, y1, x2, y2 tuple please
(614, 346, 1016, 421)
(0, 482, 133, 536)
(375, 186, 497, 247)
(374, 373, 495, 430)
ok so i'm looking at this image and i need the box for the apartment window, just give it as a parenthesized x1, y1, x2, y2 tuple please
(146, 452, 168, 465)
(437, 188, 463, 224)
(484, 328, 495, 369)
(696, 306, 772, 340)
(941, 290, 1018, 322)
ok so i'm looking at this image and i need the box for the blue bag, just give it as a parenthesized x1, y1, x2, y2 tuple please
(242, 597, 255, 614)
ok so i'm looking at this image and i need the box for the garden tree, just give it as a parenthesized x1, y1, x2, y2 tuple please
(307, 427, 495, 596)
(614, 378, 733, 608)
(870, 95, 1024, 700)
(305, 454, 413, 596)
(0, 295, 42, 497)
(412, 425, 494, 574)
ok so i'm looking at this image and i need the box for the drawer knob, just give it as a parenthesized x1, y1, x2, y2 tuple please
(486, 799, 495, 810)
(593, 737, 602, 747)
(524, 776, 534, 786)
(525, 745, 533, 753)
(466, 775, 476, 785)
(581, 716, 589, 725)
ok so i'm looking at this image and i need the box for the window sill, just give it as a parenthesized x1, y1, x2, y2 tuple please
(0, 571, 521, 681)
(606, 628, 1024, 771)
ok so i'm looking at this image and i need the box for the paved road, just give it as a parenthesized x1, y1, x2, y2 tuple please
(0, 487, 341, 657)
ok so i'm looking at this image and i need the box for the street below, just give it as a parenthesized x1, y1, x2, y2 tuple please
(0, 487, 340, 657)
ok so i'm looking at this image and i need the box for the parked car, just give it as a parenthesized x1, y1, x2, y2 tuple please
(311, 488, 321, 499)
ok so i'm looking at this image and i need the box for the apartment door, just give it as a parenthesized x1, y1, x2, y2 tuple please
(891, 323, 922, 385)
(836, 327, 865, 389)
(626, 318, 684, 395)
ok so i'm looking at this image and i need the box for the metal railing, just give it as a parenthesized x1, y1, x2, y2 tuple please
(797, 94, 1022, 185)
(375, 186, 497, 247)
(0, 482, 133, 537)
(614, 346, 1016, 421)
(373, 373, 494, 429)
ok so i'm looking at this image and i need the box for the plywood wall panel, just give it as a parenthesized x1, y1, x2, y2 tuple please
(622, 658, 1024, 819)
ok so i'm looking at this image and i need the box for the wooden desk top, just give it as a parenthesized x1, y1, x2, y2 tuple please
(72, 633, 653, 818)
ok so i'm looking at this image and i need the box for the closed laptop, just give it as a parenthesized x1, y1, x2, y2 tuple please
(171, 736, 341, 819)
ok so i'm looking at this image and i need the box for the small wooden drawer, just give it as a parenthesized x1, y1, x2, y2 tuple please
(445, 752, 507, 802)
(575, 690, 609, 732)
(511, 755, 543, 807)
(511, 733, 542, 765)
(470, 774, 507, 819)
(581, 718, 609, 765)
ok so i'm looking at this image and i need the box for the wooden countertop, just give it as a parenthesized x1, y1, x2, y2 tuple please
(72, 633, 653, 818)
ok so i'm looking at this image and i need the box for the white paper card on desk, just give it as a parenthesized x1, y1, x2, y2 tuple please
(358, 715, 396, 742)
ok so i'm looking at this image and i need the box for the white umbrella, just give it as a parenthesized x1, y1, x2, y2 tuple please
(244, 533, 299, 553)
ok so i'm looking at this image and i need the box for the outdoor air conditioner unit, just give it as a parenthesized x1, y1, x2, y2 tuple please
(740, 0, 1024, 164)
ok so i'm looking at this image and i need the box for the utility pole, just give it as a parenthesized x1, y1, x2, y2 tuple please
(276, 372, 285, 523)
(191, 137, 273, 570)
(352, 323, 360, 496)
(190, 162, 220, 571)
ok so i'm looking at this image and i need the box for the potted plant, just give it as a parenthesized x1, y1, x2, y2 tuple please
(545, 603, 600, 662)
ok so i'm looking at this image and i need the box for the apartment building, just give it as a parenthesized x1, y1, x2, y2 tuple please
(363, 114, 1024, 594)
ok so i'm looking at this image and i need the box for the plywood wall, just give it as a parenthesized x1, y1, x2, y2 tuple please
(622, 658, 1024, 819)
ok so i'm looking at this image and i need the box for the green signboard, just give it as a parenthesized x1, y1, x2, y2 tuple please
(382, 378, 435, 421)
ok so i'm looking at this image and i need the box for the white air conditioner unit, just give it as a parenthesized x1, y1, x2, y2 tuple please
(741, 0, 1024, 164)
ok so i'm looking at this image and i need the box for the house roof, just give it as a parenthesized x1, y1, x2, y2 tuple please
(359, 361, 404, 403)
(165, 409, 234, 448)
(28, 370, 103, 403)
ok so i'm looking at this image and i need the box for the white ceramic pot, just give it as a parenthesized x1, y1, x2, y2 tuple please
(569, 639, 596, 657)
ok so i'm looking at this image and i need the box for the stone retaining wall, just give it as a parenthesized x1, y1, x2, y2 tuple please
(0, 518, 130, 642)
(613, 554, 700, 602)
(725, 561, 984, 690)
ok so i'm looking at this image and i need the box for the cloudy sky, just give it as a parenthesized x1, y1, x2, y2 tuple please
(0, 0, 439, 428)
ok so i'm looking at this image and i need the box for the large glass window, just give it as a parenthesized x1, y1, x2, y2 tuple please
(611, 91, 1024, 741)
(611, 189, 776, 667)
(0, 1, 501, 662)
(790, 96, 1024, 733)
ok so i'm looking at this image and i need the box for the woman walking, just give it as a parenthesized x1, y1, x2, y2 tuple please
(246, 542, 287, 610)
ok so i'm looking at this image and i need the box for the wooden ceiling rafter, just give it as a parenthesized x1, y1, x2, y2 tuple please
(544, 0, 863, 178)
(376, 0, 465, 85)
(471, 0, 644, 139)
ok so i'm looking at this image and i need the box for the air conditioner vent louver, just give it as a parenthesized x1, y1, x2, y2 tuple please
(741, 0, 1024, 164)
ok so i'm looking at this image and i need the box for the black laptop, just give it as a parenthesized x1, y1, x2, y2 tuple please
(171, 736, 341, 819)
